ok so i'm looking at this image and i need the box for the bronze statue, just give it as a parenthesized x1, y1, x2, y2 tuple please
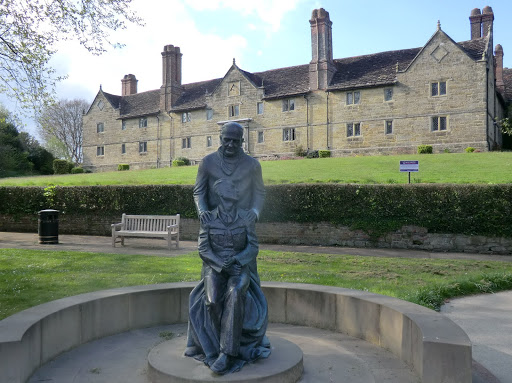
(193, 122, 265, 225)
(185, 122, 270, 375)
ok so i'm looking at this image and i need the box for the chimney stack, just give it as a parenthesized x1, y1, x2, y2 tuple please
(495, 44, 505, 94)
(309, 8, 336, 90)
(470, 8, 482, 39)
(121, 74, 138, 96)
(470, 6, 494, 41)
(160, 45, 183, 112)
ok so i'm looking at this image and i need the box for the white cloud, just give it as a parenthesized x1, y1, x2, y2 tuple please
(185, 0, 305, 32)
(51, 0, 249, 102)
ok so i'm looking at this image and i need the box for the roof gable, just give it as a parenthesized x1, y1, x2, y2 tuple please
(403, 28, 487, 73)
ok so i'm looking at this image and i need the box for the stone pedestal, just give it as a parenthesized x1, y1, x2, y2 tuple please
(147, 336, 303, 383)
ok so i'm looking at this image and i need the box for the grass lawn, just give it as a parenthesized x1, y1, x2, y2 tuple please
(1, 152, 511, 186)
(1, 248, 512, 320)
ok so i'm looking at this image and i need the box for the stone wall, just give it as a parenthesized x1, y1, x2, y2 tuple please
(2, 214, 510, 254)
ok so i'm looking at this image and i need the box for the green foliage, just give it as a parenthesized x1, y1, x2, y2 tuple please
(294, 145, 307, 157)
(501, 117, 512, 136)
(0, 109, 54, 177)
(465, 147, 475, 153)
(306, 150, 319, 159)
(117, 164, 130, 171)
(172, 160, 186, 167)
(43, 185, 57, 208)
(0, 0, 142, 114)
(53, 159, 70, 174)
(417, 145, 433, 154)
(318, 150, 331, 158)
(71, 167, 84, 174)
(174, 157, 190, 165)
(0, 184, 511, 238)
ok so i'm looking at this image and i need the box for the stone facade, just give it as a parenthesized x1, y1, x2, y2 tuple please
(82, 6, 510, 172)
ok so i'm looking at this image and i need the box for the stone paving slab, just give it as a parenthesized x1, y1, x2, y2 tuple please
(28, 323, 420, 383)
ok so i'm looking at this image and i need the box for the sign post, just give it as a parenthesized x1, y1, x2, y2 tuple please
(399, 160, 419, 184)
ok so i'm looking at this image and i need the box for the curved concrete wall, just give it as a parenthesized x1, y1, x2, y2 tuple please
(0, 282, 471, 383)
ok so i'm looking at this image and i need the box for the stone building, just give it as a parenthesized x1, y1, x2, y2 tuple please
(82, 6, 511, 171)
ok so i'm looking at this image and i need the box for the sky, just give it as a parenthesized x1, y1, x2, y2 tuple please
(5, 0, 512, 139)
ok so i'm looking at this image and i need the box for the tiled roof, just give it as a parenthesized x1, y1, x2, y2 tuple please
(102, 91, 121, 109)
(328, 48, 420, 91)
(119, 90, 160, 119)
(171, 78, 223, 112)
(458, 38, 487, 60)
(502, 68, 512, 102)
(103, 37, 491, 118)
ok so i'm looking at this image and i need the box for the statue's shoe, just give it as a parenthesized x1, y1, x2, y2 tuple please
(210, 353, 234, 375)
(183, 346, 199, 357)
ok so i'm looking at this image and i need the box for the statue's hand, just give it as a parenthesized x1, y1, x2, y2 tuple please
(226, 263, 241, 276)
(246, 209, 257, 223)
(199, 211, 212, 225)
(223, 257, 235, 268)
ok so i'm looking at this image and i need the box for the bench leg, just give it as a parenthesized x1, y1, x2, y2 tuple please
(112, 233, 116, 247)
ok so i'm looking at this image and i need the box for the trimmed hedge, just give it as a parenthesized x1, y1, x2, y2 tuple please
(0, 184, 511, 238)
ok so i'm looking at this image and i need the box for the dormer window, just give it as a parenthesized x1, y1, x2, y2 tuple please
(228, 105, 239, 117)
(139, 117, 148, 128)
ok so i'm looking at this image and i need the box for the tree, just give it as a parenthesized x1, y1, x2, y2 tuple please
(37, 98, 88, 164)
(0, 0, 142, 114)
(0, 107, 54, 177)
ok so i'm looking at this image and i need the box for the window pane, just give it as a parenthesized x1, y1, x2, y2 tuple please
(386, 120, 393, 134)
(355, 123, 361, 136)
(440, 81, 447, 95)
(121, 144, 126, 154)
(257, 102, 263, 114)
(289, 99, 295, 111)
(258, 131, 264, 143)
(346, 93, 353, 105)
(432, 117, 439, 131)
(384, 88, 393, 101)
(282, 100, 288, 112)
(234, 105, 239, 116)
(354, 92, 360, 104)
(431, 83, 438, 96)
(206, 109, 213, 120)
(122, 121, 126, 130)
(440, 116, 447, 130)
(347, 123, 353, 137)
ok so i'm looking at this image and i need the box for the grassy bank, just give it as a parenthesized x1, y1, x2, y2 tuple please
(1, 152, 511, 186)
(1, 248, 512, 320)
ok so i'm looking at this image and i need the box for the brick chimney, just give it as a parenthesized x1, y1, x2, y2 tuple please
(495, 44, 505, 94)
(121, 74, 138, 96)
(481, 6, 494, 37)
(469, 8, 482, 39)
(309, 8, 336, 90)
(160, 45, 183, 112)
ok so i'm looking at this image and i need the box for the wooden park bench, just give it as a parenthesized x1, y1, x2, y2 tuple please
(111, 214, 180, 249)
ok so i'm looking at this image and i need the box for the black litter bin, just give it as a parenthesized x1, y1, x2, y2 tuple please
(38, 209, 59, 244)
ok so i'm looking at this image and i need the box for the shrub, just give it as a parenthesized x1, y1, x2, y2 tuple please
(172, 159, 186, 167)
(118, 164, 130, 171)
(174, 157, 190, 165)
(71, 167, 84, 174)
(417, 145, 433, 154)
(318, 150, 331, 158)
(53, 159, 70, 174)
(465, 147, 475, 153)
(306, 150, 319, 159)
(294, 145, 307, 157)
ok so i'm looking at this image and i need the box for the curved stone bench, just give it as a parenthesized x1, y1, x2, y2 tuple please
(0, 282, 471, 383)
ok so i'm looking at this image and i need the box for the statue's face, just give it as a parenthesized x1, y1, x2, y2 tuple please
(220, 126, 243, 157)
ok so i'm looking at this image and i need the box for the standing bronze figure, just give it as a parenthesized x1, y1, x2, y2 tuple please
(185, 122, 270, 375)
